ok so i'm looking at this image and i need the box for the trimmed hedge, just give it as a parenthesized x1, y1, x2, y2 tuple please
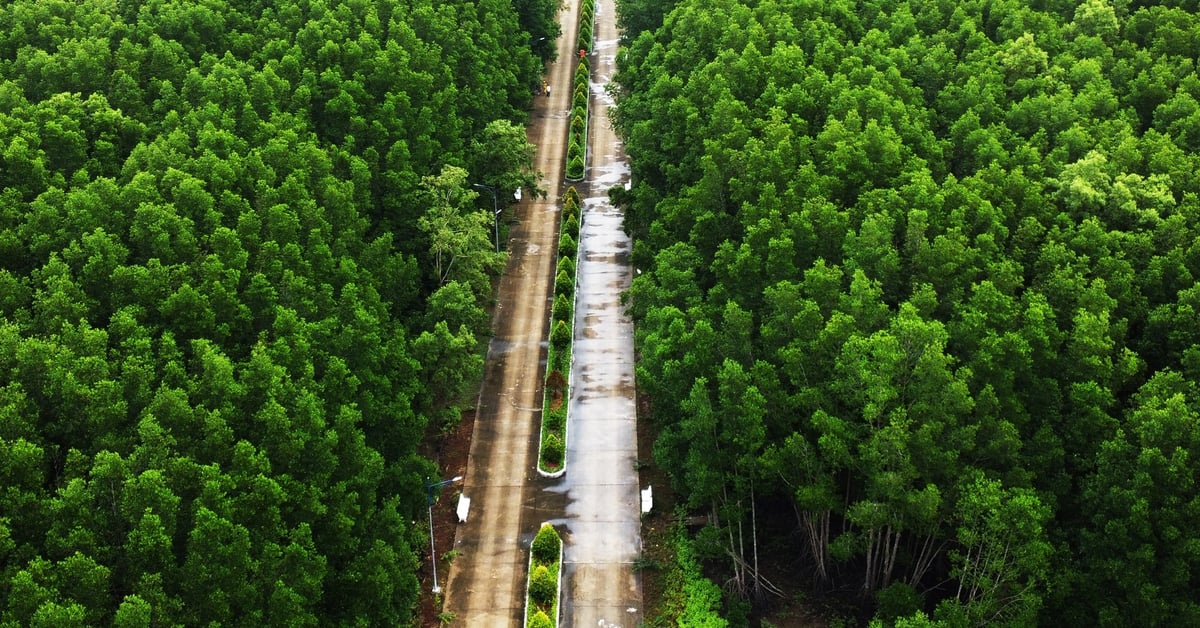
(525, 523, 563, 627)
(564, 0, 594, 181)
(538, 185, 585, 476)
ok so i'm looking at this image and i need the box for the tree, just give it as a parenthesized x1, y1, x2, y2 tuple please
(417, 165, 504, 295)
(470, 120, 544, 202)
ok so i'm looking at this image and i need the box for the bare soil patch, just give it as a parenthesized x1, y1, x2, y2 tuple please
(419, 410, 475, 627)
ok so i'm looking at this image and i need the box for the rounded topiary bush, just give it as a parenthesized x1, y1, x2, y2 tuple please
(571, 113, 585, 136)
(567, 155, 584, 180)
(530, 564, 556, 606)
(572, 104, 587, 122)
(551, 319, 571, 348)
(542, 432, 565, 466)
(553, 293, 573, 324)
(532, 523, 560, 563)
(573, 88, 588, 111)
(528, 610, 553, 628)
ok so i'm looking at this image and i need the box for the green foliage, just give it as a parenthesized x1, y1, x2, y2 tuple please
(531, 524, 561, 564)
(571, 114, 586, 136)
(529, 564, 557, 606)
(528, 609, 554, 628)
(556, 255, 576, 278)
(659, 524, 728, 627)
(614, 0, 1200, 623)
(555, 269, 573, 297)
(558, 233, 577, 258)
(566, 155, 584, 180)
(544, 406, 567, 432)
(553, 293, 574, 325)
(563, 186, 582, 208)
(876, 583, 924, 623)
(550, 320, 572, 349)
(0, 0, 548, 624)
(562, 215, 581, 240)
(542, 432, 565, 467)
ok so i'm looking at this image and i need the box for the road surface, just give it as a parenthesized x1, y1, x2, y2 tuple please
(554, 0, 644, 624)
(443, 1, 642, 625)
(441, 0, 583, 624)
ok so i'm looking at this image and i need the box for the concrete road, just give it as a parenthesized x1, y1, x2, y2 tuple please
(554, 1, 644, 625)
(441, 0, 582, 625)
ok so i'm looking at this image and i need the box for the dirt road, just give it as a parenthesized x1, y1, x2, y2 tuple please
(440, 1, 581, 625)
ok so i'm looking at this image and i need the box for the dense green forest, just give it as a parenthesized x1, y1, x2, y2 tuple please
(0, 0, 554, 624)
(613, 0, 1200, 625)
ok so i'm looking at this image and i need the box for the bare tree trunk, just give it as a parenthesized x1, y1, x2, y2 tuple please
(908, 532, 942, 588)
(883, 524, 902, 588)
(751, 483, 761, 599)
(863, 527, 878, 595)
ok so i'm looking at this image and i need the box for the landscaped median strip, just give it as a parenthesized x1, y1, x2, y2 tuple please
(537, 186, 582, 477)
(524, 522, 564, 627)
(565, 0, 595, 181)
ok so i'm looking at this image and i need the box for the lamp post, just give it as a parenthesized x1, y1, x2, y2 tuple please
(472, 183, 521, 253)
(426, 475, 463, 594)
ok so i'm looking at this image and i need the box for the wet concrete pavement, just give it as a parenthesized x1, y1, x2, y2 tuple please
(551, 1, 644, 624)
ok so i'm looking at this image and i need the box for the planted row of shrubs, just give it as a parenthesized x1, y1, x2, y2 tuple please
(565, 0, 596, 180)
(525, 523, 564, 627)
(538, 186, 583, 475)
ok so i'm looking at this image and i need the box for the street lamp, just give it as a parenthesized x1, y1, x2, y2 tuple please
(472, 183, 521, 253)
(426, 475, 463, 594)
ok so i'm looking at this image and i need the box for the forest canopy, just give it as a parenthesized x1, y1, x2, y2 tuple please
(614, 0, 1200, 625)
(0, 0, 552, 624)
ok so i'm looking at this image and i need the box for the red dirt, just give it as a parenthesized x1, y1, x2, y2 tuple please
(419, 410, 475, 627)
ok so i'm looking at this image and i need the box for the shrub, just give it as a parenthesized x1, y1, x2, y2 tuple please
(572, 104, 587, 122)
(530, 564, 556, 606)
(556, 255, 575, 277)
(553, 293, 573, 324)
(573, 88, 588, 110)
(571, 113, 585, 136)
(532, 524, 561, 563)
(544, 406, 566, 432)
(558, 232, 576, 257)
(564, 186, 581, 207)
(575, 63, 589, 83)
(555, 269, 572, 296)
(542, 432, 565, 466)
(528, 610, 553, 628)
(876, 582, 924, 622)
(562, 215, 580, 239)
(566, 155, 584, 180)
(551, 319, 571, 348)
